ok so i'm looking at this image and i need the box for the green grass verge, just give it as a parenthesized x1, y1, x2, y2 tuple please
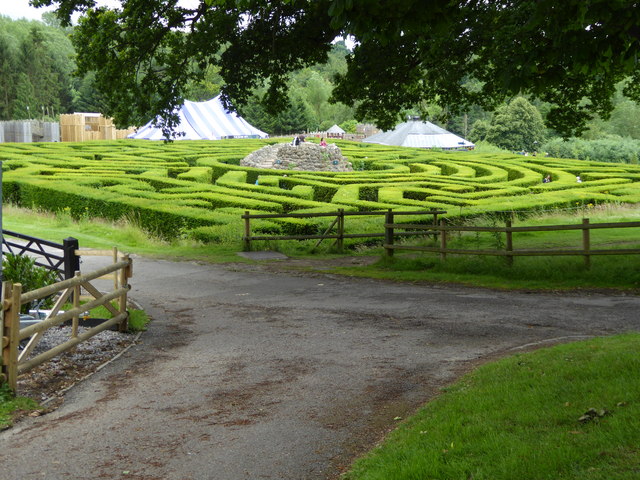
(0, 383, 38, 430)
(4, 204, 640, 290)
(327, 205, 640, 290)
(83, 304, 150, 332)
(344, 333, 640, 480)
(334, 253, 640, 290)
(2, 205, 246, 262)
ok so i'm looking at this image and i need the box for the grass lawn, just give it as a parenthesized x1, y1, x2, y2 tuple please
(344, 334, 640, 480)
(4, 203, 640, 290)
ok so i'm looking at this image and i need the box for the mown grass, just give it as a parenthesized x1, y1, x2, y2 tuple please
(329, 205, 640, 290)
(2, 205, 246, 262)
(4, 203, 640, 290)
(344, 333, 640, 480)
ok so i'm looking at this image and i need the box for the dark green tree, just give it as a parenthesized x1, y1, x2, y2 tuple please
(469, 119, 491, 144)
(0, 34, 18, 119)
(70, 72, 108, 113)
(241, 95, 314, 136)
(485, 97, 546, 152)
(33, 0, 640, 137)
(12, 73, 36, 119)
(19, 26, 65, 116)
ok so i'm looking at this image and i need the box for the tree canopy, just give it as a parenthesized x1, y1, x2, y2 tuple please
(34, 0, 640, 137)
(485, 97, 546, 152)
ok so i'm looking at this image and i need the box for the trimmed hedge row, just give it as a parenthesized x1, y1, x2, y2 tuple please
(1, 139, 639, 243)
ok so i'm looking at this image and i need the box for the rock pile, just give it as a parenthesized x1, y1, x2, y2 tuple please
(241, 142, 353, 172)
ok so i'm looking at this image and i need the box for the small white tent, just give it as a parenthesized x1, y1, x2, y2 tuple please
(129, 95, 268, 140)
(326, 124, 345, 135)
(363, 118, 473, 149)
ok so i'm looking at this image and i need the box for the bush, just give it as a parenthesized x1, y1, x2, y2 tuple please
(2, 254, 59, 313)
(543, 137, 640, 164)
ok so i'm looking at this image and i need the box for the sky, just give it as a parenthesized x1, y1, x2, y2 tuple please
(3, 0, 57, 21)
(3, 1, 356, 48)
(2, 0, 192, 22)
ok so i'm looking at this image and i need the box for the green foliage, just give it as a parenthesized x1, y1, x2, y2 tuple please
(1, 139, 640, 246)
(36, 0, 640, 137)
(0, 382, 39, 429)
(469, 119, 491, 143)
(543, 137, 640, 164)
(2, 253, 59, 313)
(0, 16, 85, 119)
(85, 303, 150, 332)
(340, 119, 358, 133)
(485, 97, 546, 152)
(240, 95, 315, 135)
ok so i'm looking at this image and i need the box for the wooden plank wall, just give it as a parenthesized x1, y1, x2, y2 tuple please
(60, 113, 135, 142)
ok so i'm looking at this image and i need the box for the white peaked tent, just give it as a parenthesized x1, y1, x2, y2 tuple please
(326, 124, 345, 135)
(363, 118, 474, 149)
(128, 95, 268, 140)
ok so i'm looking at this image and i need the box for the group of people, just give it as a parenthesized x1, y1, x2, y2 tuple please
(542, 175, 583, 183)
(292, 134, 328, 147)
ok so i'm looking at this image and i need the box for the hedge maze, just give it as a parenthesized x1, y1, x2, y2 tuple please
(1, 139, 639, 244)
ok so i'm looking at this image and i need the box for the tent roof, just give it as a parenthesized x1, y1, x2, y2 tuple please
(326, 124, 345, 134)
(129, 95, 268, 140)
(363, 119, 474, 149)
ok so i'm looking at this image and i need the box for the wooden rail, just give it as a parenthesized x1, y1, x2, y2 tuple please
(383, 218, 640, 267)
(241, 209, 447, 252)
(1, 250, 133, 392)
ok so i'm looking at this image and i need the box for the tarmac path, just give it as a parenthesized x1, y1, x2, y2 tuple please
(1, 256, 639, 480)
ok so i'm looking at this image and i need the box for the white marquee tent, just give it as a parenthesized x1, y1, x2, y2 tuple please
(128, 95, 268, 140)
(363, 118, 474, 149)
(326, 124, 345, 135)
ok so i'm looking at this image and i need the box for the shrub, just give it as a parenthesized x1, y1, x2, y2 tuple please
(2, 254, 59, 313)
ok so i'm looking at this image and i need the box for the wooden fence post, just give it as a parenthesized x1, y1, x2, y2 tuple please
(431, 210, 439, 241)
(0, 282, 9, 386)
(73, 272, 81, 339)
(337, 209, 345, 252)
(118, 254, 130, 332)
(384, 209, 395, 257)
(2, 282, 21, 392)
(505, 219, 513, 267)
(440, 219, 447, 262)
(582, 218, 591, 270)
(243, 211, 252, 252)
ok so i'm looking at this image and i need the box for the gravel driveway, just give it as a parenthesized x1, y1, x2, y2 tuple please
(1, 256, 639, 480)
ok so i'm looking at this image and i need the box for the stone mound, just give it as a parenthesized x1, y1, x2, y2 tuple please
(241, 142, 353, 172)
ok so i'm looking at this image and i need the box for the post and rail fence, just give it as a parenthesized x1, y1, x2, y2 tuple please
(383, 217, 640, 268)
(241, 209, 447, 252)
(1, 248, 133, 392)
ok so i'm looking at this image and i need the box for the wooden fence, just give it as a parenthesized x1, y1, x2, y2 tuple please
(1, 249, 133, 392)
(242, 209, 447, 252)
(384, 217, 640, 268)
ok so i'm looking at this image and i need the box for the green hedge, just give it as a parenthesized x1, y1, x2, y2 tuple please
(2, 139, 639, 244)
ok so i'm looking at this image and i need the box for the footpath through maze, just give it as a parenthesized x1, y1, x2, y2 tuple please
(1, 139, 640, 243)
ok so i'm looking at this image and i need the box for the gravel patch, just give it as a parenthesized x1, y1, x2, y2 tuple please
(17, 325, 138, 404)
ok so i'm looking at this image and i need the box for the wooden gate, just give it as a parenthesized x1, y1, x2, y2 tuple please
(1, 251, 132, 392)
